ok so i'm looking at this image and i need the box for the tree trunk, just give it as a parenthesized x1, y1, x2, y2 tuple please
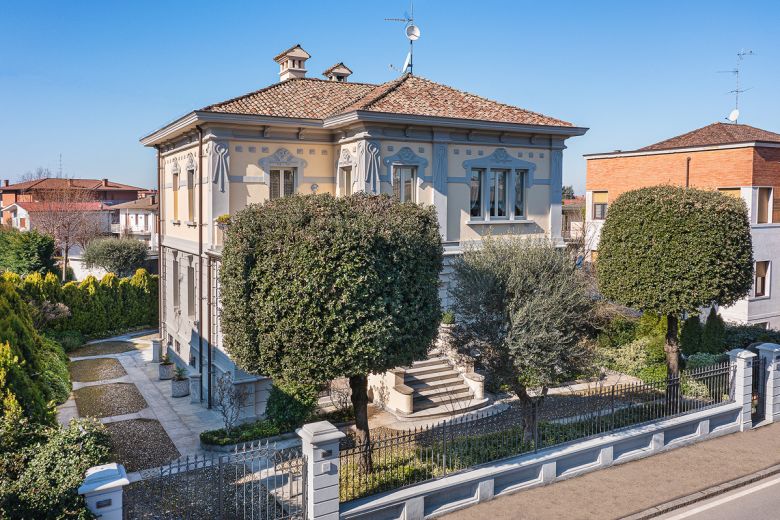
(511, 382, 542, 447)
(349, 374, 372, 472)
(62, 240, 69, 282)
(665, 314, 681, 414)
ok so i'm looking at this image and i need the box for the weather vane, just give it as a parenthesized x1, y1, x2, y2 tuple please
(386, 1, 421, 75)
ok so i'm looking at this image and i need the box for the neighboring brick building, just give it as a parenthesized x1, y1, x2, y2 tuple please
(584, 122, 780, 328)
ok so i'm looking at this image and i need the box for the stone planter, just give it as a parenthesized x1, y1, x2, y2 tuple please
(159, 363, 174, 380)
(171, 378, 190, 398)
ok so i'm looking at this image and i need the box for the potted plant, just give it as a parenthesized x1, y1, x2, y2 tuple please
(215, 214, 231, 230)
(159, 354, 175, 380)
(171, 366, 190, 398)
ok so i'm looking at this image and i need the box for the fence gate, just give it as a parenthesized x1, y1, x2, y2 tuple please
(123, 441, 306, 520)
(752, 356, 766, 424)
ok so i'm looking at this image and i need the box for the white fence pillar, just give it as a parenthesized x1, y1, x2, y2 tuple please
(151, 338, 161, 362)
(728, 348, 756, 431)
(78, 463, 129, 520)
(757, 343, 780, 423)
(298, 421, 345, 520)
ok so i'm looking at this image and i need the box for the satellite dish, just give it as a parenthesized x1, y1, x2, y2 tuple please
(406, 24, 420, 41)
(728, 108, 740, 122)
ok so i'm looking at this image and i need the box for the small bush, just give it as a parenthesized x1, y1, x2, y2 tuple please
(723, 323, 780, 349)
(599, 337, 650, 376)
(83, 237, 148, 277)
(199, 420, 281, 446)
(51, 330, 85, 352)
(701, 308, 726, 354)
(265, 382, 318, 432)
(441, 310, 455, 325)
(680, 316, 703, 356)
(597, 315, 638, 350)
(686, 352, 728, 370)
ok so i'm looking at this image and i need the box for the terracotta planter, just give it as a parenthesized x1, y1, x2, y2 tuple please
(159, 363, 174, 380)
(171, 378, 190, 398)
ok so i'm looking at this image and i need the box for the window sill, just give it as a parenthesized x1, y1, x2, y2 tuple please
(185, 221, 197, 228)
(171, 219, 181, 226)
(750, 295, 771, 302)
(467, 219, 535, 225)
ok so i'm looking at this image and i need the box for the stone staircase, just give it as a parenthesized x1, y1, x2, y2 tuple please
(398, 357, 489, 420)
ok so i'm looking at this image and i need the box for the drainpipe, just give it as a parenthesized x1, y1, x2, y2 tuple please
(197, 126, 204, 403)
(685, 157, 691, 187)
(155, 146, 163, 341)
(206, 255, 212, 409)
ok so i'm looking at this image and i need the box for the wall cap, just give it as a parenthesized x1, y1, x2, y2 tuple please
(756, 343, 780, 353)
(297, 420, 345, 445)
(78, 463, 129, 495)
(728, 348, 757, 360)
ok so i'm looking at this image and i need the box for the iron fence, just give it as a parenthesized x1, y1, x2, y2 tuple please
(124, 441, 306, 520)
(339, 361, 733, 503)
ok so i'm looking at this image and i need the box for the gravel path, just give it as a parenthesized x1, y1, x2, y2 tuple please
(106, 419, 180, 472)
(74, 383, 148, 418)
(69, 340, 140, 358)
(69, 358, 127, 382)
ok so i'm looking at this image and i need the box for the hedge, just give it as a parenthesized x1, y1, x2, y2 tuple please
(3, 268, 158, 339)
(0, 228, 56, 276)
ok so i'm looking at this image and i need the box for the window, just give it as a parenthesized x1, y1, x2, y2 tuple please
(270, 169, 296, 199)
(592, 192, 608, 220)
(469, 168, 527, 219)
(757, 187, 771, 224)
(187, 169, 195, 222)
(340, 167, 352, 196)
(174, 340, 180, 354)
(187, 262, 195, 318)
(755, 261, 769, 298)
(172, 256, 180, 310)
(172, 171, 180, 220)
(392, 166, 417, 202)
(754, 322, 769, 330)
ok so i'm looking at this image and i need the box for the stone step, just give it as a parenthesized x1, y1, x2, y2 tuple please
(407, 376, 465, 390)
(414, 393, 476, 411)
(415, 384, 471, 398)
(404, 369, 461, 385)
(394, 397, 492, 422)
(405, 364, 456, 377)
(410, 357, 450, 368)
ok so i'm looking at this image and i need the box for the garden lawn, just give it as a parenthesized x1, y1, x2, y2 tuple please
(74, 383, 147, 418)
(69, 340, 141, 358)
(106, 419, 180, 472)
(69, 358, 127, 382)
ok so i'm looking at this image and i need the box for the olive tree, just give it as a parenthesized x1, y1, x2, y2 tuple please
(597, 186, 753, 377)
(450, 238, 594, 410)
(220, 193, 442, 467)
(83, 237, 147, 277)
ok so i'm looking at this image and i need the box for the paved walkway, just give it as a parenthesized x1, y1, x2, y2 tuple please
(443, 422, 780, 520)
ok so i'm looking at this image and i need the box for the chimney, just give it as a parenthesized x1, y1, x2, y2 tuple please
(102, 178, 109, 187)
(2, 179, 8, 187)
(274, 44, 311, 81)
(322, 62, 352, 82)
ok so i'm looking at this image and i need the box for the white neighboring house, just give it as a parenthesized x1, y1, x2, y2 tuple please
(110, 193, 159, 252)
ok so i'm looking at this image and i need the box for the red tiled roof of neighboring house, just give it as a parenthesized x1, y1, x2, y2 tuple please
(111, 197, 158, 211)
(639, 122, 780, 151)
(202, 74, 573, 127)
(0, 178, 146, 192)
(563, 196, 585, 206)
(13, 201, 111, 212)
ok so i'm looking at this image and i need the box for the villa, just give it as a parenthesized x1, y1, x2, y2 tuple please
(141, 45, 587, 419)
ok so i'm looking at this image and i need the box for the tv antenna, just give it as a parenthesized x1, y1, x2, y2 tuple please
(385, 1, 420, 75)
(718, 49, 754, 123)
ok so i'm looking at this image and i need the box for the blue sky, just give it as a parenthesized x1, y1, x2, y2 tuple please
(1, 1, 778, 193)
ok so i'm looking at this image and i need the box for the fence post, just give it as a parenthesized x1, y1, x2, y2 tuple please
(298, 421, 345, 520)
(728, 348, 756, 431)
(78, 463, 129, 520)
(757, 343, 780, 423)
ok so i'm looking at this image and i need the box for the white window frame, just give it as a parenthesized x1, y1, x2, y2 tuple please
(754, 260, 771, 299)
(392, 165, 418, 203)
(469, 168, 528, 221)
(269, 168, 297, 199)
(756, 186, 773, 225)
(339, 166, 353, 197)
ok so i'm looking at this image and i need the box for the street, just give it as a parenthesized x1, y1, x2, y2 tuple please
(658, 476, 780, 520)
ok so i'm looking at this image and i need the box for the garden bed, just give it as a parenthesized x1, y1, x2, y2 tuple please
(69, 358, 127, 382)
(69, 340, 141, 358)
(73, 383, 147, 418)
(106, 419, 180, 472)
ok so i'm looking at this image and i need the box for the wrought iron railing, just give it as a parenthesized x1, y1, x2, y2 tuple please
(124, 441, 306, 520)
(339, 361, 732, 503)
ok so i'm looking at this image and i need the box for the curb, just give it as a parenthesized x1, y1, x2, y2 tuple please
(621, 463, 780, 519)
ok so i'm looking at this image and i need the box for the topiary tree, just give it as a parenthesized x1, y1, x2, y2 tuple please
(680, 316, 703, 356)
(83, 237, 147, 277)
(220, 193, 442, 468)
(0, 228, 56, 276)
(597, 186, 753, 377)
(701, 306, 726, 354)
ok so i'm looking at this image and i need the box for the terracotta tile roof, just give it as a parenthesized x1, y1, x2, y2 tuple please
(1, 178, 146, 192)
(13, 201, 111, 212)
(111, 196, 158, 211)
(563, 196, 585, 206)
(201, 74, 572, 127)
(639, 122, 780, 151)
(322, 62, 352, 76)
(273, 44, 310, 62)
(341, 74, 573, 127)
(201, 78, 377, 120)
